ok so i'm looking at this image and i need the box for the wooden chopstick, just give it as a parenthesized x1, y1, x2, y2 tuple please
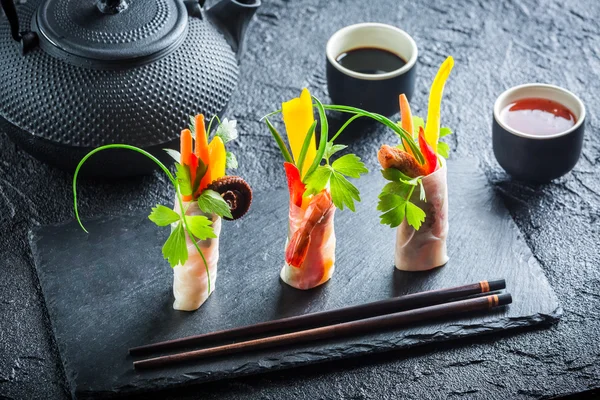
(134, 293, 512, 370)
(129, 279, 505, 356)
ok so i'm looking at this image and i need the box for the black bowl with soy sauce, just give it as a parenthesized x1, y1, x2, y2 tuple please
(493, 83, 586, 182)
(326, 23, 418, 117)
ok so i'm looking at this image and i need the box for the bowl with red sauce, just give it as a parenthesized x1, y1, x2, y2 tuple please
(493, 83, 585, 182)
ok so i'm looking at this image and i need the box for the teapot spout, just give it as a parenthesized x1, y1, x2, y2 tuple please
(207, 0, 260, 57)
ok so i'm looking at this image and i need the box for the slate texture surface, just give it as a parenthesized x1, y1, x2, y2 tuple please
(1, 0, 599, 399)
(29, 159, 560, 398)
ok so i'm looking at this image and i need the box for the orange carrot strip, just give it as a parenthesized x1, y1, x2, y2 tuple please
(194, 114, 211, 195)
(180, 129, 193, 201)
(194, 115, 208, 158)
(399, 94, 415, 158)
(180, 129, 192, 165)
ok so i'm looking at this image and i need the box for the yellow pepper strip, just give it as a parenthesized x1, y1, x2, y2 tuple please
(282, 88, 317, 177)
(208, 136, 226, 183)
(424, 56, 454, 153)
(300, 194, 312, 210)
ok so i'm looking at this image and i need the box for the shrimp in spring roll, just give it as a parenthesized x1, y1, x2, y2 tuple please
(283, 178, 336, 289)
(376, 56, 454, 271)
(265, 88, 368, 290)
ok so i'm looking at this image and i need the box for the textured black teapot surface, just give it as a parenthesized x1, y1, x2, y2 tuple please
(0, 0, 260, 176)
(33, 0, 189, 67)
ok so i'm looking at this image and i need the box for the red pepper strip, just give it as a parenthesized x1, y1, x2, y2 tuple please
(418, 126, 438, 174)
(284, 162, 306, 207)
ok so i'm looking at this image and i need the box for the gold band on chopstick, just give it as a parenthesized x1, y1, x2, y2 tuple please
(486, 295, 500, 308)
(479, 280, 490, 293)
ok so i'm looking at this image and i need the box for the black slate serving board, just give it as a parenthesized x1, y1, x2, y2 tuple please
(30, 158, 561, 399)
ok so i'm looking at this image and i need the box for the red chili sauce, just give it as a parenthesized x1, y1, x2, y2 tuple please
(500, 97, 576, 136)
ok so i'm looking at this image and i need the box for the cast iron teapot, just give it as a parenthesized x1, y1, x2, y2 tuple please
(0, 0, 259, 176)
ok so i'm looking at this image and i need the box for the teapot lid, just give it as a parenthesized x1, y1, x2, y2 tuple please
(34, 0, 188, 67)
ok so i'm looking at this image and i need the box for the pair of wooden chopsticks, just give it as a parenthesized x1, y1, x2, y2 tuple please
(131, 279, 510, 370)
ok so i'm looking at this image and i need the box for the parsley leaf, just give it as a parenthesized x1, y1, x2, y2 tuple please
(303, 165, 332, 197)
(324, 142, 347, 160)
(331, 154, 369, 178)
(303, 153, 367, 211)
(185, 215, 217, 240)
(226, 151, 238, 169)
(405, 202, 426, 229)
(162, 223, 187, 268)
(329, 171, 360, 211)
(381, 168, 419, 185)
(329, 153, 368, 212)
(148, 205, 180, 226)
(382, 181, 412, 198)
(164, 149, 181, 163)
(379, 197, 407, 228)
(176, 163, 192, 196)
(378, 168, 427, 230)
(377, 193, 401, 213)
(382, 168, 403, 181)
(197, 189, 233, 219)
(437, 141, 450, 158)
(440, 126, 452, 137)
(377, 193, 426, 230)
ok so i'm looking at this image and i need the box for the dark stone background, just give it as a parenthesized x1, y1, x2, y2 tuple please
(1, 0, 598, 399)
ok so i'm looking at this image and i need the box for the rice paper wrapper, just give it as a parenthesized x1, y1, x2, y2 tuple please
(172, 199, 221, 311)
(395, 159, 449, 271)
(280, 200, 336, 290)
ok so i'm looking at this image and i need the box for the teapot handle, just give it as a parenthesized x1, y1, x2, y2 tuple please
(0, 0, 38, 54)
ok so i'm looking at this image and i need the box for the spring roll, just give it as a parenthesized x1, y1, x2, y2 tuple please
(395, 159, 448, 271)
(281, 192, 336, 290)
(172, 200, 221, 310)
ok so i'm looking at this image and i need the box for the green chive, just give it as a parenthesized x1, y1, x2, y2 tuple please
(265, 117, 294, 164)
(304, 96, 329, 177)
(297, 120, 317, 178)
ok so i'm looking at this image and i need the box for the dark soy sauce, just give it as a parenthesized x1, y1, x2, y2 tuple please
(500, 97, 577, 136)
(336, 47, 406, 75)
